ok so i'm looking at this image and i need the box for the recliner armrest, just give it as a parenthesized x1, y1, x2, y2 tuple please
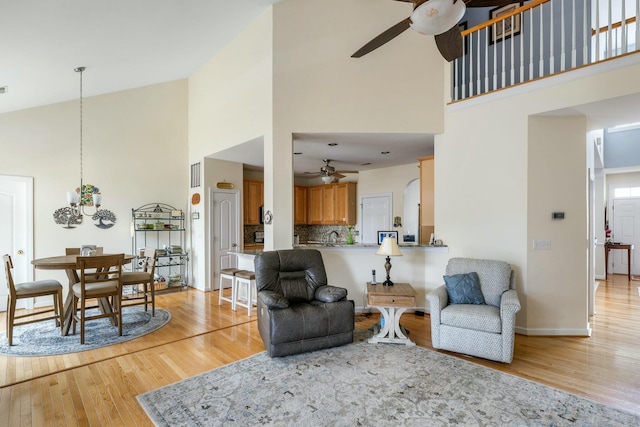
(500, 289, 521, 315)
(314, 285, 347, 303)
(258, 290, 289, 309)
(426, 285, 449, 312)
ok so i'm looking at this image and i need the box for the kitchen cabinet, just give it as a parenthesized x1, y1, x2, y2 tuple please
(307, 186, 324, 224)
(244, 180, 263, 225)
(333, 182, 356, 225)
(419, 156, 434, 245)
(305, 182, 356, 225)
(294, 186, 307, 225)
(132, 203, 188, 292)
(322, 185, 336, 223)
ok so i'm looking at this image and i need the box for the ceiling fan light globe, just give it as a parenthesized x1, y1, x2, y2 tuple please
(322, 176, 334, 184)
(410, 0, 466, 36)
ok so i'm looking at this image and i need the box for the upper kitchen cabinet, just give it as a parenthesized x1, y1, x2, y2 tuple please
(294, 186, 307, 225)
(307, 186, 324, 224)
(244, 180, 263, 225)
(306, 182, 356, 225)
(333, 182, 356, 225)
(419, 156, 434, 244)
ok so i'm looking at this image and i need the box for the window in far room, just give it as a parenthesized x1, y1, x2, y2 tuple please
(614, 187, 640, 198)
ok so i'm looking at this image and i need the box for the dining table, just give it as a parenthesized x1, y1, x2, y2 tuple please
(31, 253, 135, 336)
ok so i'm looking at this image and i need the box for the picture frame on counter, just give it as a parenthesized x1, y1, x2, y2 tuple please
(377, 231, 398, 245)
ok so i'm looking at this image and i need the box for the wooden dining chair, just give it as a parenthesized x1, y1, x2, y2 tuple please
(3, 254, 64, 346)
(121, 247, 157, 316)
(72, 254, 124, 344)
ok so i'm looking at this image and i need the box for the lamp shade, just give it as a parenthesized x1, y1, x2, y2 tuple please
(376, 237, 403, 257)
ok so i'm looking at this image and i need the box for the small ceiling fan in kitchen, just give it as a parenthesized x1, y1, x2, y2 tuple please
(351, 0, 518, 62)
(304, 159, 358, 183)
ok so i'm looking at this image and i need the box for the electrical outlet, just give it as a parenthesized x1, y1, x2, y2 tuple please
(533, 239, 552, 250)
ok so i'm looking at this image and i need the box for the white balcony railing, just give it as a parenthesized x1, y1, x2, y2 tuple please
(452, 0, 639, 101)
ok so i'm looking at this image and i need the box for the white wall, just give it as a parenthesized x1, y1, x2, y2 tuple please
(188, 9, 273, 288)
(268, 0, 446, 248)
(0, 80, 188, 294)
(357, 163, 421, 239)
(437, 55, 640, 335)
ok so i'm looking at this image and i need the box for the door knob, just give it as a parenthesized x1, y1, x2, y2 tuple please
(17, 250, 24, 255)
(232, 243, 238, 247)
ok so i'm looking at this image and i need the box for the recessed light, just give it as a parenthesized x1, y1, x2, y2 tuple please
(381, 151, 390, 155)
(294, 152, 303, 155)
(328, 143, 338, 146)
(0, 86, 7, 94)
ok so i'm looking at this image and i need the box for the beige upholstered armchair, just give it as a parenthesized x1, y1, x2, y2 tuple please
(426, 257, 521, 363)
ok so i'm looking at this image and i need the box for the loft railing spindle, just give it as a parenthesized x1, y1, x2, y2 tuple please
(560, 0, 566, 71)
(621, 0, 627, 54)
(484, 28, 489, 92)
(529, 8, 534, 79)
(549, 1, 555, 73)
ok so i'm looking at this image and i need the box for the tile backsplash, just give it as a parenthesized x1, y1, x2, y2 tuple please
(245, 224, 356, 245)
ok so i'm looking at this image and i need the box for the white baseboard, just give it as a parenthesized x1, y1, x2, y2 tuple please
(515, 324, 592, 337)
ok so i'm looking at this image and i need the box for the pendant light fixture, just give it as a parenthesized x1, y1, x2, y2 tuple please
(52, 67, 117, 229)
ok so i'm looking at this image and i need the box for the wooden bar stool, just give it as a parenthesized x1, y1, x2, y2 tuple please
(219, 268, 242, 308)
(234, 270, 256, 316)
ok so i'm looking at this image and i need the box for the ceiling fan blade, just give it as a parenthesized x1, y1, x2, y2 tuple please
(333, 173, 346, 179)
(351, 18, 411, 58)
(434, 25, 463, 62)
(335, 170, 359, 174)
(465, 0, 519, 7)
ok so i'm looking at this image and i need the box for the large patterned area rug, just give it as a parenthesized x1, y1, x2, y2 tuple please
(138, 329, 639, 427)
(0, 307, 170, 356)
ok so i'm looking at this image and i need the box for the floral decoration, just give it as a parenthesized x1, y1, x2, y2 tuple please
(75, 184, 100, 206)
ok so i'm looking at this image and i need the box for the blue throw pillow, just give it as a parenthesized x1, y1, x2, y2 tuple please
(443, 272, 486, 305)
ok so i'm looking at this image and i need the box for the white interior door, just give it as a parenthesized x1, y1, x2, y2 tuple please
(611, 198, 640, 275)
(211, 190, 240, 290)
(360, 193, 392, 244)
(0, 175, 34, 311)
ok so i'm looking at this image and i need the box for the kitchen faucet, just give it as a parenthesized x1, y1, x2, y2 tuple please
(326, 230, 339, 244)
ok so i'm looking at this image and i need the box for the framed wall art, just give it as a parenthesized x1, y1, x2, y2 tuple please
(377, 230, 398, 245)
(490, 3, 522, 44)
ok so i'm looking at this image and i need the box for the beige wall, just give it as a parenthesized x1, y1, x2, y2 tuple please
(187, 9, 273, 288)
(0, 80, 188, 293)
(527, 115, 588, 333)
(436, 56, 640, 335)
(187, 0, 640, 334)
(357, 163, 421, 238)
(267, 0, 445, 248)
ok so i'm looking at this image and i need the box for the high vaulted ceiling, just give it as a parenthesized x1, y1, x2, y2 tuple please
(0, 0, 281, 114)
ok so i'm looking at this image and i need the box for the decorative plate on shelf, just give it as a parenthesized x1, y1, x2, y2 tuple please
(191, 193, 201, 205)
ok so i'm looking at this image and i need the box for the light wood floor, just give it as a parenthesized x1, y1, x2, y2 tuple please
(1, 274, 639, 426)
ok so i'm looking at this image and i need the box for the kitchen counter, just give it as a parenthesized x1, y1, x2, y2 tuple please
(294, 243, 449, 252)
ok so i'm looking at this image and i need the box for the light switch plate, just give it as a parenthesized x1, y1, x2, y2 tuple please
(533, 239, 551, 250)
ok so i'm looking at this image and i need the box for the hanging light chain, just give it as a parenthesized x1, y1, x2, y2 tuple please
(75, 66, 85, 187)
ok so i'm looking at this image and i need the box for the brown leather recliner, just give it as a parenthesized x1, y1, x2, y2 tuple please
(254, 249, 354, 357)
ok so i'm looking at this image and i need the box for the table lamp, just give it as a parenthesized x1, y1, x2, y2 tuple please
(376, 237, 403, 286)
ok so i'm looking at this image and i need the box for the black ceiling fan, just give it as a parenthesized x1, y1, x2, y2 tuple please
(351, 0, 518, 62)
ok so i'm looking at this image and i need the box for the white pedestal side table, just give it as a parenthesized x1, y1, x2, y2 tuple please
(367, 282, 416, 346)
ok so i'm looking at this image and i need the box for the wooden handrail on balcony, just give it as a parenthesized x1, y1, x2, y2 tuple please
(452, 0, 639, 102)
(461, 0, 550, 37)
(592, 17, 638, 36)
